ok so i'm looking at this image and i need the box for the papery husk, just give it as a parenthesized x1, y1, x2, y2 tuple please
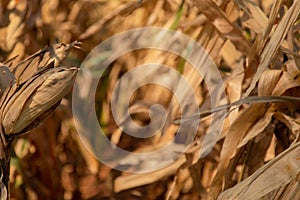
(1, 67, 78, 136)
(8, 41, 80, 85)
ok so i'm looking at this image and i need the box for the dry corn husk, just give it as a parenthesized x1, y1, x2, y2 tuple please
(0, 66, 78, 136)
(8, 41, 80, 85)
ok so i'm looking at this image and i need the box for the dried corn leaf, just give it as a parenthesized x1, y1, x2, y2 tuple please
(225, 61, 244, 123)
(211, 65, 300, 196)
(273, 112, 300, 136)
(258, 69, 282, 96)
(41, 0, 59, 24)
(220, 40, 242, 67)
(78, 0, 150, 40)
(242, 1, 268, 32)
(5, 0, 26, 51)
(245, 0, 300, 96)
(250, 0, 284, 60)
(6, 42, 26, 64)
(9, 42, 79, 85)
(210, 103, 268, 198)
(238, 109, 274, 148)
(194, 0, 252, 57)
(221, 104, 268, 159)
(114, 156, 187, 193)
(218, 142, 300, 200)
(272, 71, 300, 95)
(264, 173, 300, 199)
(62, 117, 100, 174)
(68, 1, 86, 23)
(1, 0, 300, 198)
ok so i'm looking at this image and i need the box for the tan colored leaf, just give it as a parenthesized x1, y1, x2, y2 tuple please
(250, 0, 284, 62)
(221, 104, 268, 159)
(41, 0, 59, 24)
(218, 142, 300, 200)
(114, 156, 187, 193)
(10, 42, 80, 85)
(210, 103, 268, 198)
(242, 1, 268, 33)
(238, 109, 274, 148)
(194, 0, 252, 57)
(6, 42, 26, 65)
(273, 112, 300, 136)
(225, 60, 244, 123)
(5, 0, 26, 51)
(258, 69, 282, 96)
(78, 0, 150, 40)
(63, 118, 100, 174)
(245, 0, 300, 96)
(220, 40, 243, 67)
(272, 71, 300, 95)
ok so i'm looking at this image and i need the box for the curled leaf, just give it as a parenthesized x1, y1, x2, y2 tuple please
(9, 41, 80, 85)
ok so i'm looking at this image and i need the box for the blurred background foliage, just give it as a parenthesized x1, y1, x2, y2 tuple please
(1, 0, 300, 199)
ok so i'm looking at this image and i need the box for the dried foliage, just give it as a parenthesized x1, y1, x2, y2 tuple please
(0, 41, 78, 199)
(0, 0, 300, 199)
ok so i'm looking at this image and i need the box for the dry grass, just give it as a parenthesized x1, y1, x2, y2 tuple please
(0, 0, 300, 199)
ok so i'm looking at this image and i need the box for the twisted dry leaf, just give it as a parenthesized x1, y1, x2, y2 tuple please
(1, 67, 78, 136)
(9, 41, 80, 85)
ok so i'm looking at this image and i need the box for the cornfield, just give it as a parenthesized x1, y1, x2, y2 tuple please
(0, 0, 300, 199)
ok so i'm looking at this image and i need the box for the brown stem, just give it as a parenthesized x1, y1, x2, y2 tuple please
(0, 131, 12, 200)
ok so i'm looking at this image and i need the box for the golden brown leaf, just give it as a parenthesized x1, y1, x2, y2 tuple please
(245, 0, 300, 96)
(9, 42, 80, 85)
(218, 142, 300, 200)
(194, 0, 252, 57)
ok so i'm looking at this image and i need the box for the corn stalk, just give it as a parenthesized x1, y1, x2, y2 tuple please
(0, 43, 78, 199)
